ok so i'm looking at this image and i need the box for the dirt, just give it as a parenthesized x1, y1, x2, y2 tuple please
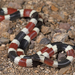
(0, 0, 75, 75)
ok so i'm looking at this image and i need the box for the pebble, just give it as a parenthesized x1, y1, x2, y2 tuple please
(59, 65, 72, 75)
(3, 71, 9, 74)
(10, 34, 15, 41)
(8, 2, 22, 9)
(34, 4, 44, 12)
(40, 38, 51, 45)
(68, 29, 75, 39)
(70, 26, 75, 30)
(51, 5, 59, 12)
(45, 74, 49, 75)
(73, 72, 75, 75)
(59, 23, 71, 30)
(72, 16, 75, 21)
(36, 33, 45, 43)
(42, 6, 50, 14)
(46, 1, 52, 6)
(63, 11, 69, 17)
(58, 53, 66, 61)
(65, 41, 74, 46)
(34, 70, 38, 73)
(52, 33, 68, 42)
(40, 67, 44, 70)
(27, 1, 32, 4)
(0, 46, 5, 50)
(1, 44, 6, 47)
(36, 6, 42, 12)
(1, 32, 10, 39)
(0, 20, 10, 35)
(48, 17, 54, 22)
(0, 38, 9, 44)
(0, 67, 4, 71)
(25, 4, 33, 9)
(8, 28, 13, 34)
(59, 29, 67, 33)
(29, 43, 34, 49)
(51, 54, 57, 59)
(45, 70, 49, 74)
(59, 11, 65, 19)
(50, 14, 64, 21)
(41, 26, 52, 34)
(14, 0, 24, 4)
(54, 29, 62, 33)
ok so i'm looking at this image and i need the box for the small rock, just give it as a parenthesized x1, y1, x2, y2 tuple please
(0, 20, 10, 35)
(45, 70, 49, 74)
(52, 33, 68, 42)
(63, 11, 69, 16)
(8, 28, 13, 34)
(34, 70, 38, 73)
(10, 34, 15, 41)
(8, 2, 22, 9)
(51, 5, 59, 12)
(42, 6, 50, 14)
(48, 17, 54, 22)
(27, 1, 32, 4)
(34, 3, 44, 12)
(59, 11, 65, 19)
(1, 32, 10, 39)
(40, 67, 44, 70)
(68, 29, 75, 39)
(46, 1, 52, 6)
(0, 46, 5, 50)
(59, 65, 72, 75)
(50, 24, 55, 30)
(40, 38, 51, 45)
(25, 4, 33, 9)
(36, 6, 42, 12)
(73, 72, 75, 75)
(29, 43, 34, 49)
(0, 38, 9, 44)
(41, 26, 51, 34)
(50, 14, 64, 21)
(64, 41, 74, 46)
(14, 0, 24, 4)
(54, 29, 62, 33)
(72, 16, 75, 21)
(59, 29, 67, 33)
(36, 33, 45, 43)
(59, 23, 70, 30)
(31, 40, 35, 44)
(58, 53, 66, 61)
(1, 44, 6, 47)
(0, 67, 4, 71)
(51, 54, 57, 59)
(3, 71, 9, 74)
(70, 26, 75, 30)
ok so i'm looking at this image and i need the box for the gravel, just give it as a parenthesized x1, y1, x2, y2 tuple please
(0, 0, 75, 75)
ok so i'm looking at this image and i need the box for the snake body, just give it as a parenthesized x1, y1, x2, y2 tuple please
(0, 8, 75, 68)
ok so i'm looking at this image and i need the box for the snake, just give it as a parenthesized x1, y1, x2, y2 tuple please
(0, 8, 75, 68)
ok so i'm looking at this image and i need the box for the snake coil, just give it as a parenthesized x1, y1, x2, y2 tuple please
(0, 8, 75, 68)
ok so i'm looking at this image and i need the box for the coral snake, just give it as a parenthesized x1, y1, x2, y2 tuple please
(0, 8, 75, 68)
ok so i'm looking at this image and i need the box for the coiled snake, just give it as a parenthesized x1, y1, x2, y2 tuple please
(0, 8, 75, 68)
